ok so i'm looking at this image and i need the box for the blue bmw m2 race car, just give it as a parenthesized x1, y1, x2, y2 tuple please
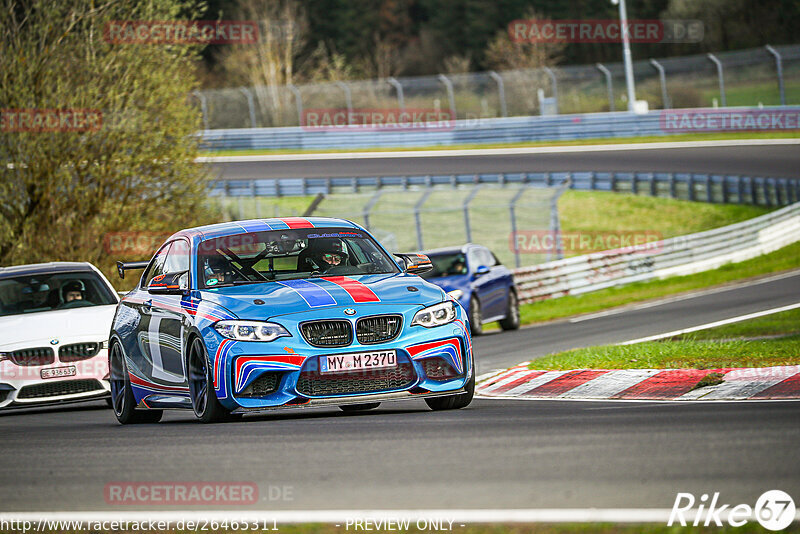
(109, 217, 474, 423)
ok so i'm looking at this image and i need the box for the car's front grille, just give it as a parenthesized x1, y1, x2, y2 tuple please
(8, 347, 55, 366)
(300, 320, 352, 347)
(297, 361, 416, 397)
(17, 379, 104, 400)
(422, 357, 462, 380)
(356, 315, 402, 344)
(0, 389, 11, 403)
(238, 372, 280, 397)
(59, 342, 100, 362)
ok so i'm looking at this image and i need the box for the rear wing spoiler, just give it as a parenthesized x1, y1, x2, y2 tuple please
(116, 261, 149, 279)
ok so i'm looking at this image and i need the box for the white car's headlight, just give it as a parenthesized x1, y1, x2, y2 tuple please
(214, 321, 290, 342)
(411, 301, 457, 328)
(447, 289, 464, 300)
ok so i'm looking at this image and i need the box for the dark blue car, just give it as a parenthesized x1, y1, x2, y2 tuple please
(417, 244, 519, 336)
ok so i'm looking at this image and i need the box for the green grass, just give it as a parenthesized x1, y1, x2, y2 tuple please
(199, 130, 799, 157)
(701, 80, 800, 108)
(678, 307, 800, 340)
(518, 240, 800, 325)
(530, 336, 800, 371)
(559, 191, 769, 238)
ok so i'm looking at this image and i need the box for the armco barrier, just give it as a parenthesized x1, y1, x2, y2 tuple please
(199, 106, 799, 151)
(210, 171, 799, 207)
(512, 201, 800, 304)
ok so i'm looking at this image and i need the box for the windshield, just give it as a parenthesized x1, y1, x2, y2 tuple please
(0, 271, 118, 317)
(419, 253, 468, 279)
(197, 228, 400, 288)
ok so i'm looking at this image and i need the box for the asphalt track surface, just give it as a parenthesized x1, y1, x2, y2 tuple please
(209, 143, 800, 180)
(2, 272, 799, 512)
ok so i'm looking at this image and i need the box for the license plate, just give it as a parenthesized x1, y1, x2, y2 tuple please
(320, 350, 397, 374)
(41, 366, 76, 379)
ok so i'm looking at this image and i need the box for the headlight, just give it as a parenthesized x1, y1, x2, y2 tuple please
(447, 289, 464, 300)
(411, 301, 457, 328)
(214, 321, 291, 342)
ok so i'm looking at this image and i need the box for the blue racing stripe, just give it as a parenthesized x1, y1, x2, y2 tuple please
(239, 220, 273, 233)
(277, 279, 337, 307)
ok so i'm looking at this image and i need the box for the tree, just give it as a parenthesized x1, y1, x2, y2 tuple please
(0, 0, 211, 285)
(217, 0, 308, 126)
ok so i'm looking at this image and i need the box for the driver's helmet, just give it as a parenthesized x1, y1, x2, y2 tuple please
(203, 255, 233, 284)
(315, 238, 348, 267)
(61, 280, 86, 302)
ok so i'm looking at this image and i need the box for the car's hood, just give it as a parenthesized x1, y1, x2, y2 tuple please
(0, 305, 117, 349)
(199, 273, 445, 320)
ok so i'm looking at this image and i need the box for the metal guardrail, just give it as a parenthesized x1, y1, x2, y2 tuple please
(210, 171, 799, 207)
(200, 106, 799, 150)
(511, 201, 800, 304)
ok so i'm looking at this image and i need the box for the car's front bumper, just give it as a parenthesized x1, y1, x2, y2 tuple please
(203, 304, 473, 411)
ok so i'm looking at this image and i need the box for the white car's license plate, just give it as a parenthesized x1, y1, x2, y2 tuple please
(41, 366, 76, 379)
(320, 350, 397, 374)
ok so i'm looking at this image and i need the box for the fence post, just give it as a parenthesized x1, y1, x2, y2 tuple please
(763, 178, 772, 207)
(362, 190, 383, 230)
(765, 45, 786, 106)
(632, 173, 639, 195)
(610, 172, 617, 192)
(438, 74, 457, 118)
(688, 174, 695, 201)
(648, 59, 670, 109)
(335, 82, 353, 121)
(705, 175, 713, 203)
(722, 176, 730, 204)
(239, 87, 257, 128)
(549, 179, 570, 261)
(543, 67, 559, 114)
(463, 186, 481, 243)
(669, 173, 676, 198)
(509, 188, 527, 268)
(596, 63, 614, 112)
(707, 54, 726, 107)
(488, 71, 507, 117)
(414, 189, 433, 250)
(649, 173, 657, 197)
(193, 90, 209, 130)
(287, 84, 303, 126)
(737, 176, 744, 204)
(387, 77, 405, 111)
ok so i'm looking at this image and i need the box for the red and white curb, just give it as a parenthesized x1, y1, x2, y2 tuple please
(477, 364, 800, 401)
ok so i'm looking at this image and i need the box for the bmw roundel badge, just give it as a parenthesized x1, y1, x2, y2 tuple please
(343, 308, 356, 316)
(50, 339, 59, 345)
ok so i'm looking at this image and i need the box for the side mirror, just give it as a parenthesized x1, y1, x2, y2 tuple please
(147, 271, 189, 295)
(395, 253, 433, 275)
(473, 265, 490, 278)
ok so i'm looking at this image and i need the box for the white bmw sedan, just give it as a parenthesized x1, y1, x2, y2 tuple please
(0, 262, 119, 409)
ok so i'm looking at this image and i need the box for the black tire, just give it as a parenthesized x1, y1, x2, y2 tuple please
(188, 337, 233, 423)
(499, 290, 521, 331)
(425, 362, 475, 411)
(109, 342, 163, 424)
(469, 296, 483, 336)
(339, 402, 381, 412)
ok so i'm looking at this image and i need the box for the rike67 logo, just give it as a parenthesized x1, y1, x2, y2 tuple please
(669, 490, 796, 530)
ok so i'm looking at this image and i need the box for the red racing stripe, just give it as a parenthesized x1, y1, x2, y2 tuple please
(322, 276, 380, 303)
(751, 373, 800, 399)
(283, 217, 314, 228)
(613, 369, 714, 400)
(521, 370, 608, 396)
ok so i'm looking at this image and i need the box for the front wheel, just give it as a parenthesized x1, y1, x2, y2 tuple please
(469, 296, 483, 336)
(425, 363, 475, 411)
(499, 291, 521, 331)
(188, 338, 233, 423)
(109, 342, 163, 424)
